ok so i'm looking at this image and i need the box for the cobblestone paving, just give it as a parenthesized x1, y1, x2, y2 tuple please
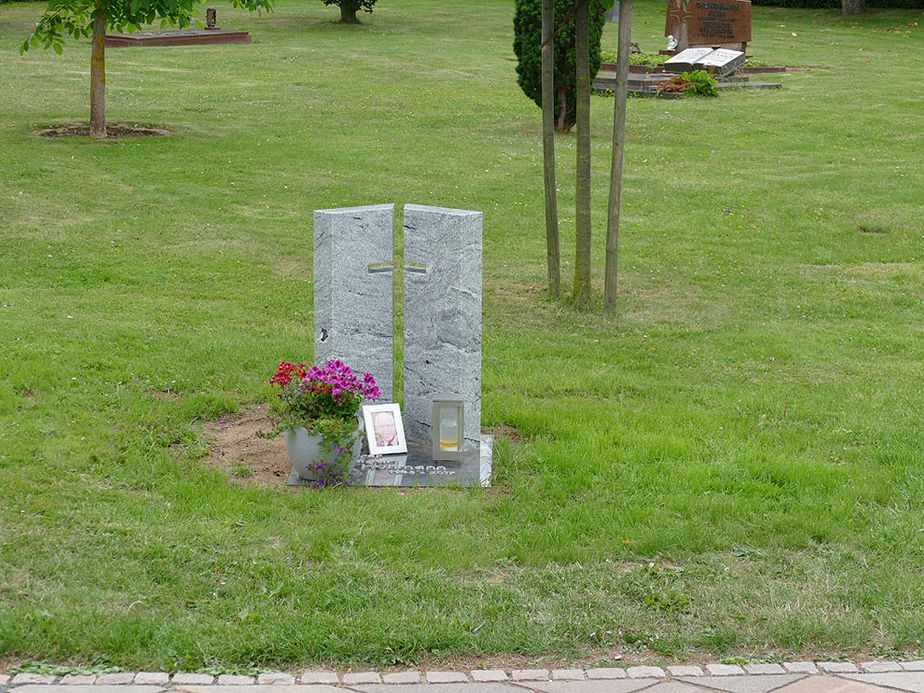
(4, 661, 924, 693)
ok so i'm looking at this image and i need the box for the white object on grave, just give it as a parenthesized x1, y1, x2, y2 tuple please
(664, 47, 715, 72)
(696, 48, 747, 76)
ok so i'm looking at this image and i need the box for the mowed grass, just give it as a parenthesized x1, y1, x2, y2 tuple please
(1, 0, 923, 670)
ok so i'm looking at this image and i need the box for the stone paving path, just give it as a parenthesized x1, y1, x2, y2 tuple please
(4, 661, 924, 693)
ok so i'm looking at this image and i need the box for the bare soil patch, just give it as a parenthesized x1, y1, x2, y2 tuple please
(200, 404, 292, 488)
(35, 123, 171, 138)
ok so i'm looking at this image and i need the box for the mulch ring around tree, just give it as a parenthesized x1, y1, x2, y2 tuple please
(35, 123, 172, 138)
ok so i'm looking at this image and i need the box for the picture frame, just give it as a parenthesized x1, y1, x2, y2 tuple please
(362, 402, 408, 456)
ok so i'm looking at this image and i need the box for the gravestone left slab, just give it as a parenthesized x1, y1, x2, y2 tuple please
(314, 204, 395, 401)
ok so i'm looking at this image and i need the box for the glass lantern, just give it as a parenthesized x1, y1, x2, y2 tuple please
(432, 397, 464, 462)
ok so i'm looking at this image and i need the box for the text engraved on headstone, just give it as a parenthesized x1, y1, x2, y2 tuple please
(665, 0, 750, 49)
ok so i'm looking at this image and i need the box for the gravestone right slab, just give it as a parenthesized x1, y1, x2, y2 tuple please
(403, 204, 482, 449)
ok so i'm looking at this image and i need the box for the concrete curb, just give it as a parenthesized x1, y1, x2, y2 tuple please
(4, 660, 924, 691)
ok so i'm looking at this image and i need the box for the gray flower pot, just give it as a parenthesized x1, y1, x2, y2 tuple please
(284, 427, 361, 481)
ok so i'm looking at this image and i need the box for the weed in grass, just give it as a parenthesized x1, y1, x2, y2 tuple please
(10, 660, 122, 675)
(230, 460, 251, 478)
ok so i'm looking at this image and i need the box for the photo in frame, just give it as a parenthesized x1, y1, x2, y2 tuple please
(362, 402, 408, 456)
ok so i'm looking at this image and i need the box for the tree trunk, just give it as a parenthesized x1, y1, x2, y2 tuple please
(841, 0, 864, 14)
(604, 0, 633, 309)
(340, 5, 359, 23)
(556, 87, 571, 132)
(572, 0, 591, 308)
(541, 0, 560, 298)
(89, 10, 106, 138)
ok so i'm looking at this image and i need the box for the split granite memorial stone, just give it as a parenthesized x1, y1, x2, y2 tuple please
(298, 203, 492, 489)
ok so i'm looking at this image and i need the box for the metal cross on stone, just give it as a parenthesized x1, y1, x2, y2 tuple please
(313, 204, 395, 401)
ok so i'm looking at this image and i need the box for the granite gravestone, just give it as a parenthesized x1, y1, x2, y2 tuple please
(307, 203, 491, 488)
(403, 204, 483, 451)
(664, 0, 751, 52)
(313, 204, 395, 401)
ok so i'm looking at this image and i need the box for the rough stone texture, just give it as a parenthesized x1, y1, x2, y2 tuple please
(627, 666, 665, 679)
(382, 671, 420, 684)
(668, 666, 704, 677)
(403, 204, 482, 448)
(586, 668, 627, 679)
(645, 684, 707, 693)
(59, 675, 97, 685)
(314, 204, 395, 402)
(255, 674, 294, 686)
(904, 662, 924, 672)
(352, 685, 518, 693)
(470, 670, 508, 682)
(134, 673, 170, 685)
(299, 672, 339, 685)
(425, 671, 468, 683)
(94, 673, 135, 685)
(511, 669, 549, 681)
(11, 674, 58, 685)
(11, 687, 163, 693)
(551, 670, 585, 680)
(772, 676, 889, 692)
(842, 673, 924, 692)
(0, 674, 10, 686)
(216, 675, 254, 686)
(678, 674, 806, 693)
(743, 664, 785, 675)
(707, 664, 746, 676)
(172, 687, 335, 693)
(172, 673, 215, 685)
(343, 672, 383, 685)
(783, 662, 819, 674)
(859, 662, 903, 673)
(818, 662, 859, 674)
(524, 681, 653, 693)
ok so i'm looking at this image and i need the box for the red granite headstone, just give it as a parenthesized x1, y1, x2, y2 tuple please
(665, 0, 751, 51)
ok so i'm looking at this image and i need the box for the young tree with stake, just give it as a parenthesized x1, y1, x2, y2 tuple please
(21, 0, 273, 138)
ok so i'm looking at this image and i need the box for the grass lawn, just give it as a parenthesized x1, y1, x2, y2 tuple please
(1, 0, 923, 671)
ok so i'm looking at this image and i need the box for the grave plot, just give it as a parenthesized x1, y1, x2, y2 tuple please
(300, 203, 493, 489)
(106, 10, 250, 47)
